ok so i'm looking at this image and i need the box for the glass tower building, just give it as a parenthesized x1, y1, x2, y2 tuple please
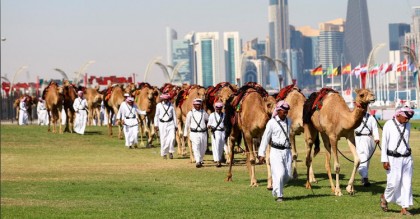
(195, 32, 220, 87)
(343, 0, 372, 67)
(223, 32, 241, 84)
(389, 23, 410, 51)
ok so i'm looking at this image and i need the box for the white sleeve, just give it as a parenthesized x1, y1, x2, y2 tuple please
(154, 104, 160, 127)
(370, 116, 380, 141)
(73, 99, 78, 111)
(184, 111, 191, 137)
(380, 121, 390, 162)
(258, 120, 273, 157)
(172, 106, 177, 128)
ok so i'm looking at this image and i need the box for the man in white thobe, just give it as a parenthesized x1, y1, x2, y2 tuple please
(184, 98, 209, 168)
(73, 90, 88, 134)
(354, 111, 380, 186)
(207, 101, 225, 167)
(37, 97, 49, 126)
(154, 93, 177, 159)
(116, 96, 145, 149)
(258, 100, 292, 202)
(18, 97, 29, 125)
(380, 106, 414, 215)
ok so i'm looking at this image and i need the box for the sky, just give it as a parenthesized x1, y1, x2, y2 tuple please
(1, 0, 419, 86)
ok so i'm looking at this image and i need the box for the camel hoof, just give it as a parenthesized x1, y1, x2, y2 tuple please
(310, 179, 318, 184)
(225, 177, 232, 182)
(267, 187, 273, 191)
(346, 185, 355, 195)
(335, 189, 343, 196)
(305, 182, 312, 189)
(249, 183, 259, 187)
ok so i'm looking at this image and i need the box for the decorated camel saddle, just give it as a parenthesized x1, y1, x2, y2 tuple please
(275, 84, 301, 101)
(303, 87, 338, 124)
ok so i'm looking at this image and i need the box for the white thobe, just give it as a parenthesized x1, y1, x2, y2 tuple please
(18, 101, 28, 125)
(208, 112, 225, 162)
(154, 102, 177, 156)
(116, 103, 145, 148)
(354, 113, 380, 178)
(73, 97, 88, 134)
(61, 108, 67, 125)
(258, 116, 293, 199)
(381, 118, 413, 208)
(184, 109, 209, 163)
(37, 101, 49, 126)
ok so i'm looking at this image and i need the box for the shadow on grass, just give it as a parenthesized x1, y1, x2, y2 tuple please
(83, 131, 103, 135)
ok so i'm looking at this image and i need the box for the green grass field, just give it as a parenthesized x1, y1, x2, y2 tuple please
(1, 121, 420, 218)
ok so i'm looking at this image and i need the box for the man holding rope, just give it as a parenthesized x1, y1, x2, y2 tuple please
(354, 111, 380, 187)
(380, 106, 414, 216)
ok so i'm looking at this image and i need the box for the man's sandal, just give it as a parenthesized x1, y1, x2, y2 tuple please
(380, 194, 388, 212)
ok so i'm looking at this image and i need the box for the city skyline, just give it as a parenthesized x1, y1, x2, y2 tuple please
(1, 0, 418, 86)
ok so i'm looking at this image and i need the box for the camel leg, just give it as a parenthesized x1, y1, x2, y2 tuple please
(138, 119, 145, 147)
(345, 136, 360, 195)
(175, 129, 182, 155)
(47, 110, 52, 132)
(321, 133, 335, 193)
(290, 131, 298, 179)
(265, 145, 273, 190)
(328, 135, 342, 196)
(178, 122, 186, 156)
(225, 135, 235, 182)
(188, 137, 194, 163)
(304, 125, 314, 189)
(58, 107, 63, 134)
(243, 133, 258, 187)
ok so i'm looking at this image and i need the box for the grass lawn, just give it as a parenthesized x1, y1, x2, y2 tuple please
(1, 121, 420, 218)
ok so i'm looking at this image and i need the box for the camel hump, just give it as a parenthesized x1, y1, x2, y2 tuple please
(276, 84, 298, 100)
(302, 88, 338, 124)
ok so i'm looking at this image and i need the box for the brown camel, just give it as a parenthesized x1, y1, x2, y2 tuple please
(102, 84, 125, 139)
(85, 87, 103, 126)
(205, 82, 237, 113)
(134, 83, 160, 147)
(175, 84, 207, 162)
(303, 88, 375, 196)
(43, 81, 64, 133)
(62, 81, 77, 133)
(14, 94, 37, 124)
(224, 85, 276, 187)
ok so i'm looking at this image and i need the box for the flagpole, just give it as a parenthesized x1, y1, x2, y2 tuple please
(321, 74, 324, 88)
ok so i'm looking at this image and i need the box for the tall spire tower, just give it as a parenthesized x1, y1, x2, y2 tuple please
(343, 0, 372, 67)
(268, 0, 290, 60)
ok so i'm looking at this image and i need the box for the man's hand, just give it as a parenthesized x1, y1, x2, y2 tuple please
(383, 162, 390, 170)
(154, 126, 159, 132)
(375, 140, 380, 144)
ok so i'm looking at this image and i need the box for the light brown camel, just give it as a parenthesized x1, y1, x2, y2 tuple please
(13, 94, 37, 124)
(102, 84, 125, 139)
(175, 85, 207, 162)
(134, 83, 160, 147)
(85, 87, 103, 126)
(62, 81, 77, 133)
(224, 86, 276, 187)
(43, 81, 64, 133)
(303, 88, 375, 196)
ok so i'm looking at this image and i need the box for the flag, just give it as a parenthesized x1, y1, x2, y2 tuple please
(342, 64, 351, 74)
(311, 65, 323, 75)
(325, 65, 333, 76)
(360, 64, 368, 73)
(397, 59, 407, 72)
(360, 72, 367, 88)
(351, 64, 361, 76)
(384, 63, 394, 73)
(369, 64, 379, 75)
(328, 66, 341, 78)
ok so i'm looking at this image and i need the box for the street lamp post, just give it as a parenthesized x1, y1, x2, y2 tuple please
(275, 59, 293, 85)
(75, 60, 95, 86)
(402, 45, 420, 108)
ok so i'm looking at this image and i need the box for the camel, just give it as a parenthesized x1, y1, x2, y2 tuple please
(43, 81, 64, 133)
(13, 94, 37, 124)
(224, 85, 276, 187)
(175, 84, 207, 162)
(303, 88, 375, 196)
(85, 87, 103, 126)
(205, 82, 237, 113)
(102, 84, 125, 139)
(62, 81, 77, 133)
(134, 82, 160, 147)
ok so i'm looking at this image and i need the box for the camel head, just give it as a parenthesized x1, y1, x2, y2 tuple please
(217, 86, 235, 104)
(354, 88, 375, 109)
(264, 96, 277, 117)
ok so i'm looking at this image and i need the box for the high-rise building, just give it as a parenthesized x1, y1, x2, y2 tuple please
(223, 32, 241, 84)
(389, 23, 410, 51)
(171, 39, 191, 84)
(268, 0, 290, 60)
(166, 27, 178, 65)
(343, 0, 372, 67)
(195, 32, 220, 87)
(319, 19, 345, 69)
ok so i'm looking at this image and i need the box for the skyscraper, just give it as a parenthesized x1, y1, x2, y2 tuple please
(343, 0, 372, 67)
(166, 27, 178, 65)
(223, 32, 241, 84)
(195, 32, 220, 87)
(389, 23, 410, 51)
(319, 19, 345, 69)
(268, 0, 290, 61)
